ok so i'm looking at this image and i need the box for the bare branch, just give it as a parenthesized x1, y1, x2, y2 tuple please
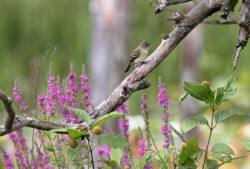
(90, 0, 224, 119)
(219, 0, 239, 19)
(0, 89, 15, 130)
(0, 115, 78, 136)
(233, 0, 250, 70)
(154, 0, 192, 14)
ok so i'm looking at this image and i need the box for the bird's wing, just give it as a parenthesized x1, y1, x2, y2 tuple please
(131, 49, 141, 58)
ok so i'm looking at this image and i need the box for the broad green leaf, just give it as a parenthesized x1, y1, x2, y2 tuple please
(206, 158, 219, 169)
(224, 75, 237, 91)
(183, 82, 214, 103)
(215, 109, 248, 123)
(98, 133, 128, 148)
(212, 143, 234, 163)
(110, 148, 123, 167)
(179, 92, 188, 104)
(193, 149, 203, 160)
(91, 111, 124, 129)
(138, 152, 151, 169)
(181, 116, 208, 133)
(67, 129, 89, 140)
(50, 128, 68, 134)
(242, 138, 250, 152)
(66, 145, 85, 163)
(178, 136, 199, 166)
(221, 76, 237, 103)
(66, 107, 91, 123)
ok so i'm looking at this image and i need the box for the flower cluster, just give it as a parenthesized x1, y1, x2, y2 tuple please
(80, 66, 92, 113)
(13, 80, 28, 111)
(157, 78, 172, 148)
(1, 149, 14, 169)
(98, 146, 111, 161)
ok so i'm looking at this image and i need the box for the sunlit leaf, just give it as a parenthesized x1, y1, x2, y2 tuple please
(91, 111, 124, 129)
(179, 92, 188, 104)
(110, 148, 123, 167)
(212, 143, 234, 163)
(66, 106, 91, 123)
(178, 137, 199, 166)
(98, 133, 128, 148)
(67, 129, 89, 140)
(183, 82, 214, 103)
(206, 158, 219, 169)
(181, 116, 208, 133)
(215, 109, 248, 123)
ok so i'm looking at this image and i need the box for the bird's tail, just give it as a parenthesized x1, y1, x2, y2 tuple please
(124, 63, 131, 73)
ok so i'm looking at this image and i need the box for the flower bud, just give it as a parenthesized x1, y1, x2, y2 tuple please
(93, 126, 102, 135)
(69, 140, 78, 148)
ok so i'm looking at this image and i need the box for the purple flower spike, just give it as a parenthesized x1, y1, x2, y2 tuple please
(80, 66, 92, 113)
(13, 80, 28, 111)
(157, 79, 169, 110)
(1, 150, 14, 169)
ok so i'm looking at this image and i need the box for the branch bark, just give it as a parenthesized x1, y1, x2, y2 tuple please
(0, 115, 78, 136)
(90, 0, 224, 119)
(0, 89, 15, 130)
(0, 0, 225, 136)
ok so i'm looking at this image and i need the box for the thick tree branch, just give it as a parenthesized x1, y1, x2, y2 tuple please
(1, 0, 226, 135)
(0, 115, 78, 136)
(90, 0, 224, 119)
(0, 89, 15, 130)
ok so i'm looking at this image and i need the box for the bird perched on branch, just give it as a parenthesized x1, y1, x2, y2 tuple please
(124, 41, 152, 73)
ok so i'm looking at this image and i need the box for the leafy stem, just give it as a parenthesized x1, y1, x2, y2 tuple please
(87, 137, 95, 169)
(47, 135, 61, 169)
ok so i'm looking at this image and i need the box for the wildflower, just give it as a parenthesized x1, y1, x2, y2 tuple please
(157, 79, 169, 110)
(157, 78, 172, 148)
(13, 80, 28, 111)
(80, 66, 92, 113)
(1, 149, 14, 169)
(118, 103, 130, 138)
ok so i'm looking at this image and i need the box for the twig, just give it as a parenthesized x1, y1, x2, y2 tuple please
(0, 89, 15, 130)
(219, 153, 250, 167)
(0, 115, 78, 136)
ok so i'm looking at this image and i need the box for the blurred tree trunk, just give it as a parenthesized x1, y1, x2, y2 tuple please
(180, 3, 203, 140)
(89, 0, 132, 132)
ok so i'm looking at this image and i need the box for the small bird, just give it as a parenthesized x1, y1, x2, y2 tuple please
(124, 41, 151, 73)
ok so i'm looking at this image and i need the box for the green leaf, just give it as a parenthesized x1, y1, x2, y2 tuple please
(212, 143, 234, 163)
(181, 116, 208, 133)
(49, 128, 68, 134)
(224, 75, 237, 91)
(138, 152, 151, 169)
(66, 107, 91, 123)
(67, 129, 89, 140)
(66, 145, 85, 163)
(183, 82, 214, 103)
(214, 87, 224, 105)
(215, 109, 248, 123)
(179, 92, 188, 104)
(221, 76, 237, 103)
(110, 148, 123, 167)
(91, 111, 124, 129)
(153, 151, 169, 162)
(242, 138, 250, 152)
(98, 133, 128, 148)
(178, 136, 199, 166)
(104, 160, 118, 167)
(206, 158, 219, 169)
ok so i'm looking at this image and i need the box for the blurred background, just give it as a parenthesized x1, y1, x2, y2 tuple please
(0, 0, 250, 168)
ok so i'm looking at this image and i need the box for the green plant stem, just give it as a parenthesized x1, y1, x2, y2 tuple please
(48, 135, 61, 169)
(149, 132, 168, 169)
(202, 103, 216, 169)
(87, 138, 95, 169)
